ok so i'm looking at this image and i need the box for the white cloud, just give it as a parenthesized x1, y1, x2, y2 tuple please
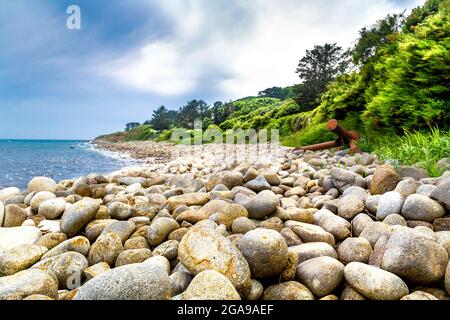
(100, 0, 424, 99)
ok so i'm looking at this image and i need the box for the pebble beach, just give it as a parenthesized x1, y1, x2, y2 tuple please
(0, 141, 449, 300)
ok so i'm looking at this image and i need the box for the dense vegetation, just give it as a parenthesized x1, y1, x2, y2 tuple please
(100, 0, 449, 175)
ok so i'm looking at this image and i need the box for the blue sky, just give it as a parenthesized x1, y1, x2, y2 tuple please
(0, 0, 423, 139)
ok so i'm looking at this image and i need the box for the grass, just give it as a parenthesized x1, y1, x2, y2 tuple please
(359, 128, 450, 177)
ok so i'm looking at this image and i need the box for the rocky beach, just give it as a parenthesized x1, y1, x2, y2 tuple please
(0, 142, 449, 300)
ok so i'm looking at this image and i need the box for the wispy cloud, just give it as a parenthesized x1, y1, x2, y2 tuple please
(0, 0, 424, 139)
(98, 0, 423, 99)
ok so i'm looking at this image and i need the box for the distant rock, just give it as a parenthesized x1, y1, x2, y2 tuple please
(370, 164, 400, 195)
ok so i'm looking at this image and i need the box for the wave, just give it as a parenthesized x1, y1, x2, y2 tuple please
(77, 141, 145, 167)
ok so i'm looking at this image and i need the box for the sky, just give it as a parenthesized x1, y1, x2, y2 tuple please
(0, 0, 424, 139)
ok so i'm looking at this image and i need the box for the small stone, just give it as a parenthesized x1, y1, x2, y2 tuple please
(38, 198, 66, 219)
(30, 191, 56, 212)
(247, 279, 264, 300)
(221, 171, 244, 189)
(286, 220, 335, 245)
(337, 237, 372, 265)
(168, 227, 188, 242)
(340, 284, 367, 300)
(245, 175, 272, 192)
(342, 186, 368, 203)
(83, 262, 110, 281)
(281, 250, 298, 281)
(244, 190, 278, 219)
(381, 228, 448, 284)
(0, 269, 58, 300)
(370, 164, 400, 195)
(182, 270, 241, 300)
(352, 214, 374, 237)
(115, 249, 153, 267)
(314, 209, 351, 241)
(218, 204, 248, 229)
(243, 168, 259, 183)
(108, 202, 132, 220)
(365, 195, 381, 214)
(416, 184, 436, 197)
(330, 167, 366, 192)
(360, 222, 392, 247)
(344, 262, 409, 300)
(396, 166, 428, 180)
(147, 217, 180, 247)
(74, 261, 171, 300)
(296, 256, 345, 297)
(85, 219, 117, 242)
(401, 194, 445, 222)
(286, 208, 315, 224)
(430, 180, 450, 207)
(368, 235, 390, 267)
(3, 204, 26, 227)
(338, 195, 364, 220)
(166, 193, 210, 212)
(35, 233, 67, 250)
(60, 198, 100, 238)
(261, 170, 281, 186)
(124, 236, 150, 250)
(401, 291, 439, 300)
(28, 177, 57, 193)
(32, 251, 88, 289)
(289, 242, 338, 264)
(0, 244, 47, 276)
(285, 187, 306, 197)
(262, 281, 314, 300)
(434, 218, 450, 232)
(169, 271, 192, 296)
(238, 228, 288, 278)
(23, 294, 54, 300)
(101, 220, 136, 244)
(280, 228, 302, 246)
(88, 232, 124, 266)
(0, 187, 21, 203)
(394, 179, 417, 197)
(0, 226, 42, 255)
(41, 236, 90, 260)
(178, 226, 251, 297)
(376, 192, 404, 220)
(383, 214, 407, 226)
(153, 240, 179, 260)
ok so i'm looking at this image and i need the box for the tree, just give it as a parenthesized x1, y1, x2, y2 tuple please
(197, 100, 211, 120)
(352, 13, 404, 66)
(125, 122, 140, 131)
(403, 0, 445, 33)
(294, 43, 349, 110)
(212, 101, 223, 125)
(150, 106, 170, 131)
(177, 100, 200, 129)
(258, 87, 294, 100)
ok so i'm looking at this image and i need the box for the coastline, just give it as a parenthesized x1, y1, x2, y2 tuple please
(1, 140, 449, 300)
(91, 139, 175, 164)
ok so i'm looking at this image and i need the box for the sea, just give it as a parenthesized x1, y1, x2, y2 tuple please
(0, 140, 143, 191)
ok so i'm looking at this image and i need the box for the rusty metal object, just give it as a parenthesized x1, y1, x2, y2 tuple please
(293, 119, 361, 154)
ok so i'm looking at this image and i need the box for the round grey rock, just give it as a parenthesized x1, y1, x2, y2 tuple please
(344, 262, 409, 300)
(238, 228, 288, 278)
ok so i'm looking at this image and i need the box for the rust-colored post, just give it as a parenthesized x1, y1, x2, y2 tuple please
(293, 119, 361, 154)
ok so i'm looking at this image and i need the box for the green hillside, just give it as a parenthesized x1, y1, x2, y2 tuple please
(97, 0, 450, 175)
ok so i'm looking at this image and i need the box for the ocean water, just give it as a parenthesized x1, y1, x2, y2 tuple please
(0, 140, 143, 190)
